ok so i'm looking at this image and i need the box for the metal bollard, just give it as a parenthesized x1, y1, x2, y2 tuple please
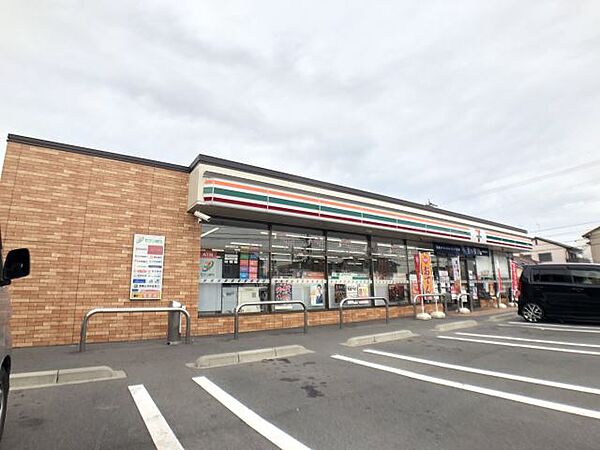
(167, 300, 182, 345)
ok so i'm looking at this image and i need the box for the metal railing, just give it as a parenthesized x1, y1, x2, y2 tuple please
(79, 306, 191, 352)
(412, 293, 446, 316)
(456, 292, 474, 312)
(234, 301, 308, 340)
(339, 297, 389, 329)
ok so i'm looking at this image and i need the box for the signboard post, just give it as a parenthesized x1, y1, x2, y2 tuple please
(130, 234, 165, 300)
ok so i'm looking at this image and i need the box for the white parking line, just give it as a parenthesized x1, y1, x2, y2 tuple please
(128, 384, 185, 450)
(331, 354, 600, 420)
(193, 376, 311, 450)
(499, 324, 600, 334)
(508, 321, 600, 330)
(437, 335, 600, 355)
(363, 349, 600, 396)
(456, 332, 600, 348)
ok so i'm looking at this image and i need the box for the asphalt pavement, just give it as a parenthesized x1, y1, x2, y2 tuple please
(4, 310, 600, 450)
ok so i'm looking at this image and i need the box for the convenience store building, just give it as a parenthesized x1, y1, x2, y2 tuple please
(0, 135, 532, 347)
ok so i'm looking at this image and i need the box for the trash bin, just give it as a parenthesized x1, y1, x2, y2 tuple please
(167, 300, 182, 345)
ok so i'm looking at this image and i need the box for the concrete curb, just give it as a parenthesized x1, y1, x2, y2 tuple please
(488, 312, 518, 322)
(189, 345, 314, 369)
(341, 330, 416, 347)
(434, 320, 478, 332)
(11, 366, 127, 390)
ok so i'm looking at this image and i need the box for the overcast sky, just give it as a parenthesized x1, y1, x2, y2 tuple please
(1, 1, 599, 246)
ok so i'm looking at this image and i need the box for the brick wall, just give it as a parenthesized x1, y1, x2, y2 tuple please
(0, 142, 200, 347)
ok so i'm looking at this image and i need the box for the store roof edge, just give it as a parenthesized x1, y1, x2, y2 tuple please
(7, 133, 528, 234)
(7, 134, 189, 173)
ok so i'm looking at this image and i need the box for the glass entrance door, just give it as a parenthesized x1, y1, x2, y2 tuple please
(460, 257, 481, 309)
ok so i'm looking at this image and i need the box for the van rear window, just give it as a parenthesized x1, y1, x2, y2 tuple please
(531, 269, 572, 284)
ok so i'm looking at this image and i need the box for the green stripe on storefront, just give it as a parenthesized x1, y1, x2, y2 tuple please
(363, 212, 397, 224)
(213, 187, 268, 203)
(488, 235, 531, 247)
(321, 205, 362, 217)
(269, 196, 320, 210)
(203, 186, 213, 194)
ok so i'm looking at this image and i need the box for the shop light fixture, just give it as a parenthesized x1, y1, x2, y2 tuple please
(260, 231, 269, 235)
(225, 245, 239, 249)
(200, 227, 220, 238)
(328, 249, 347, 253)
(350, 240, 367, 245)
(271, 245, 289, 249)
(349, 251, 365, 255)
(377, 243, 392, 248)
(230, 242, 262, 247)
(327, 237, 341, 242)
(272, 252, 291, 256)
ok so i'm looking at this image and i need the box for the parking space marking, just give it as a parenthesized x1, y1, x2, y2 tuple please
(437, 336, 600, 355)
(508, 322, 600, 330)
(456, 332, 600, 348)
(363, 349, 600, 395)
(128, 384, 185, 450)
(331, 354, 600, 420)
(499, 324, 600, 334)
(192, 376, 311, 450)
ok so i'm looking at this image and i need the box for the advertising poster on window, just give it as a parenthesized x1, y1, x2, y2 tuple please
(200, 250, 221, 280)
(388, 284, 405, 303)
(409, 274, 420, 300)
(274, 282, 293, 310)
(130, 234, 165, 300)
(275, 282, 293, 302)
(419, 252, 435, 295)
(334, 284, 347, 304)
(451, 257, 461, 281)
(346, 284, 358, 298)
(310, 284, 324, 306)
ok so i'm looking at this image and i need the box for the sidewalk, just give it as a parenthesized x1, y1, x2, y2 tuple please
(10, 308, 518, 377)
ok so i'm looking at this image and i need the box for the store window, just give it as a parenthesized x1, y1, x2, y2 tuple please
(493, 251, 511, 296)
(199, 220, 269, 314)
(327, 232, 370, 307)
(271, 226, 326, 310)
(475, 253, 494, 299)
(372, 237, 409, 304)
(435, 256, 454, 296)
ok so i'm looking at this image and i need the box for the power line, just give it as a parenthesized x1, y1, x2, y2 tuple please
(445, 158, 600, 204)
(533, 220, 599, 233)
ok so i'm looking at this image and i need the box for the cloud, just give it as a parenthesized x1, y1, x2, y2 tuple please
(1, 0, 599, 245)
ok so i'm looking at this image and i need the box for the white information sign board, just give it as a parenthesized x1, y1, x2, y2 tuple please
(130, 234, 165, 300)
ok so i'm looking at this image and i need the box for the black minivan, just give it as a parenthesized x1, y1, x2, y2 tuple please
(518, 264, 600, 323)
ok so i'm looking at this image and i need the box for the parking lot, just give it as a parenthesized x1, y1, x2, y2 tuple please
(4, 312, 600, 449)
